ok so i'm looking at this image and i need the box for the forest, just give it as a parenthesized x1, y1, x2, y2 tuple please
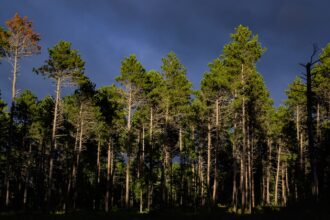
(0, 13, 330, 219)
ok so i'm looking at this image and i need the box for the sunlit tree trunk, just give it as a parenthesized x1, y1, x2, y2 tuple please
(266, 138, 272, 205)
(47, 77, 61, 206)
(105, 141, 111, 212)
(147, 107, 153, 210)
(212, 98, 220, 205)
(125, 89, 132, 208)
(232, 110, 238, 212)
(139, 125, 145, 213)
(5, 48, 19, 208)
(207, 121, 211, 192)
(198, 151, 205, 206)
(274, 144, 281, 206)
(94, 136, 101, 210)
(281, 163, 287, 205)
(241, 64, 246, 212)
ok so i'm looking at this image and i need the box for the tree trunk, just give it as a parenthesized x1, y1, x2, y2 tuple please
(281, 163, 287, 205)
(300, 132, 304, 173)
(139, 125, 145, 213)
(125, 89, 132, 208)
(240, 157, 245, 211)
(285, 164, 290, 199)
(251, 138, 255, 210)
(198, 152, 205, 206)
(147, 107, 153, 210)
(247, 132, 252, 213)
(266, 138, 272, 205)
(125, 154, 130, 208)
(73, 104, 84, 209)
(23, 144, 32, 209)
(306, 63, 318, 198)
(296, 105, 300, 148)
(66, 126, 79, 211)
(11, 48, 18, 101)
(241, 64, 246, 212)
(95, 136, 101, 210)
(179, 127, 184, 206)
(5, 48, 19, 208)
(317, 102, 321, 142)
(207, 121, 211, 190)
(212, 98, 220, 205)
(274, 145, 281, 206)
(232, 110, 238, 212)
(47, 77, 61, 207)
(105, 141, 111, 212)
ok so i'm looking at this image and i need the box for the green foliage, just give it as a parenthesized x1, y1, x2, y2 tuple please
(117, 54, 146, 86)
(285, 77, 306, 107)
(34, 41, 85, 82)
(161, 52, 192, 119)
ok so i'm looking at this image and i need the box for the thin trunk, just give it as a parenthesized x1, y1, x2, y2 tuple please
(125, 89, 132, 208)
(317, 102, 320, 142)
(95, 137, 101, 210)
(251, 138, 255, 209)
(125, 155, 130, 208)
(262, 174, 265, 205)
(47, 77, 61, 206)
(179, 127, 183, 206)
(73, 105, 84, 209)
(266, 138, 272, 205)
(285, 164, 290, 199)
(232, 110, 238, 212)
(66, 127, 79, 210)
(198, 153, 205, 206)
(274, 145, 281, 206)
(212, 99, 220, 204)
(241, 64, 246, 212)
(5, 49, 19, 207)
(5, 177, 10, 207)
(148, 107, 153, 210)
(179, 127, 183, 152)
(23, 144, 32, 209)
(247, 132, 252, 213)
(281, 163, 287, 206)
(296, 106, 300, 147)
(105, 141, 111, 212)
(240, 157, 245, 211)
(297, 106, 303, 171)
(306, 63, 318, 198)
(11, 49, 18, 101)
(300, 132, 304, 174)
(97, 137, 101, 184)
(212, 152, 218, 205)
(207, 121, 211, 189)
(139, 125, 145, 213)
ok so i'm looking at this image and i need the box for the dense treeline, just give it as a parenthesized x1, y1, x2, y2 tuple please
(0, 13, 329, 214)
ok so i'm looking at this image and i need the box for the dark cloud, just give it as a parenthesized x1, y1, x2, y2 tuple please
(1, 0, 329, 106)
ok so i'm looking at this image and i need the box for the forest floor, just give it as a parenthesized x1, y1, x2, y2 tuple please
(1, 203, 329, 220)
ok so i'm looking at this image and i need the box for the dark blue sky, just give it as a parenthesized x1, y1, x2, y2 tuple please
(1, 0, 329, 106)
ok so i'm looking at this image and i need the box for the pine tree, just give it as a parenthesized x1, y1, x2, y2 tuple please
(95, 84, 125, 212)
(34, 41, 85, 208)
(221, 25, 266, 213)
(116, 54, 146, 208)
(200, 57, 231, 205)
(160, 52, 192, 207)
